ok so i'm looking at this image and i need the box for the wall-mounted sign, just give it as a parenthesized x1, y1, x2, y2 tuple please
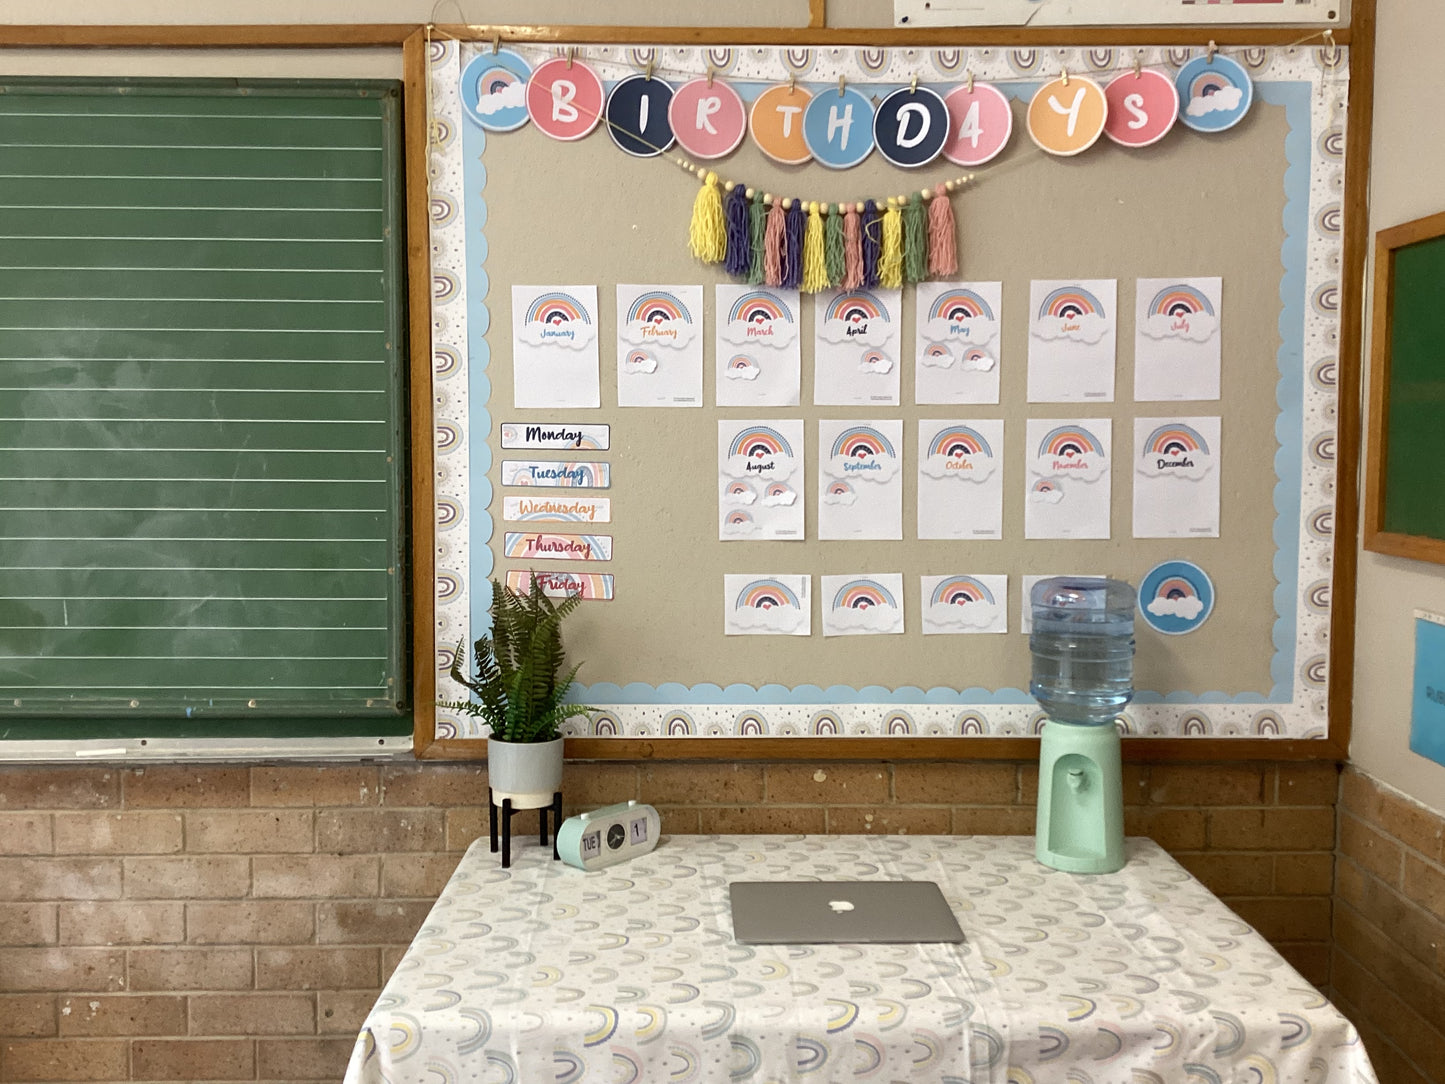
(894, 0, 1340, 27)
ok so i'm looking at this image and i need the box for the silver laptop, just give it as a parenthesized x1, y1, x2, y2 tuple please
(729, 881, 965, 944)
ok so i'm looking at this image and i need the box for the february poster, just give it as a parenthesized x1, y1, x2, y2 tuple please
(616, 284, 703, 407)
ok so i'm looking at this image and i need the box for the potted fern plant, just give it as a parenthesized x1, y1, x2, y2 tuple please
(442, 576, 592, 808)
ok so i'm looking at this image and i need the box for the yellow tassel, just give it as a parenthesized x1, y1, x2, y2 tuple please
(689, 170, 726, 263)
(801, 201, 828, 294)
(879, 197, 903, 289)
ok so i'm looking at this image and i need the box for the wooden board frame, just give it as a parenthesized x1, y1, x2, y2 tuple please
(1362, 209, 1445, 564)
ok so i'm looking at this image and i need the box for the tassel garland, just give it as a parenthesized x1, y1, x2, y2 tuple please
(926, 183, 959, 277)
(723, 183, 751, 279)
(674, 156, 976, 292)
(802, 201, 828, 294)
(688, 170, 726, 264)
(878, 197, 903, 289)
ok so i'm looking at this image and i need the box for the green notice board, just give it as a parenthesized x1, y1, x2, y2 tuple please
(0, 79, 410, 742)
(1382, 234, 1445, 541)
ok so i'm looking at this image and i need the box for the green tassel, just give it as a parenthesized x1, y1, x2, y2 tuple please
(747, 191, 767, 285)
(824, 203, 845, 287)
(902, 195, 927, 284)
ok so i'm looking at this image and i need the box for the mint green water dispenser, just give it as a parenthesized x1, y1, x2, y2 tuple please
(1029, 576, 1136, 874)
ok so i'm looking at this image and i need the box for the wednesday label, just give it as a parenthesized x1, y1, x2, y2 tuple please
(506, 569, 614, 601)
(503, 532, 612, 562)
(501, 460, 611, 488)
(500, 422, 610, 450)
(502, 496, 611, 523)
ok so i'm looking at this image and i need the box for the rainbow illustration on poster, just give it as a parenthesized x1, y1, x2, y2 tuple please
(1030, 477, 1065, 503)
(622, 348, 657, 374)
(929, 288, 995, 323)
(525, 292, 592, 326)
(929, 576, 996, 606)
(724, 509, 755, 528)
(825, 480, 854, 497)
(929, 425, 994, 459)
(826, 290, 889, 326)
(723, 480, 756, 505)
(626, 290, 694, 325)
(858, 348, 892, 373)
(726, 354, 760, 379)
(922, 342, 954, 363)
(727, 290, 794, 326)
(736, 578, 801, 610)
(1038, 285, 1105, 322)
(831, 425, 897, 460)
(763, 482, 795, 504)
(1143, 422, 1210, 457)
(1139, 559, 1214, 633)
(1148, 284, 1216, 319)
(832, 578, 898, 611)
(1038, 425, 1103, 459)
(959, 346, 994, 371)
(1032, 478, 1060, 494)
(728, 425, 794, 460)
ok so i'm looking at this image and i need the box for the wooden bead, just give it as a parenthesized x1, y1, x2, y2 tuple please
(745, 187, 756, 199)
(855, 201, 865, 214)
(724, 180, 735, 192)
(781, 197, 792, 210)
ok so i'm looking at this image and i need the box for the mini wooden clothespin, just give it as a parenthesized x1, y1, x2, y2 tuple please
(966, 70, 974, 93)
(706, 65, 715, 87)
(491, 34, 500, 54)
(1061, 67, 1069, 86)
(838, 74, 846, 97)
(1133, 51, 1142, 78)
(566, 46, 575, 69)
(645, 58, 655, 80)
(1206, 40, 1217, 63)
(909, 72, 919, 93)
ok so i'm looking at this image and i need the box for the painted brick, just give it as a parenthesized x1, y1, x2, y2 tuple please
(1175, 853, 1274, 897)
(255, 947, 380, 990)
(445, 807, 488, 851)
(1021, 763, 1150, 805)
(58, 902, 183, 946)
(1376, 784, 1445, 865)
(1403, 853, 1445, 923)
(827, 806, 952, 835)
(1227, 896, 1332, 944)
(1274, 762, 1340, 805)
(131, 1038, 254, 1080)
(1333, 946, 1445, 1075)
(0, 904, 56, 946)
(0, 949, 125, 992)
(1123, 808, 1207, 851)
(1333, 1005, 1430, 1084)
(318, 991, 378, 1035)
(952, 807, 1034, 835)
(0, 813, 51, 854)
(638, 763, 763, 806)
(52, 812, 182, 856)
(187, 901, 315, 945)
(317, 901, 431, 944)
(1338, 857, 1445, 975)
(122, 856, 250, 899)
(1208, 807, 1335, 851)
(380, 853, 462, 897)
(255, 1037, 356, 1080)
(765, 764, 889, 805)
(0, 1039, 128, 1081)
(119, 766, 250, 808)
(128, 948, 253, 992)
(189, 993, 316, 1037)
(380, 763, 489, 806)
(57, 995, 185, 1038)
(1340, 811, 1405, 885)
(1334, 903, 1445, 1037)
(653, 807, 702, 834)
(315, 809, 444, 853)
(252, 854, 378, 898)
(0, 858, 120, 901)
(1339, 767, 1383, 820)
(251, 765, 380, 807)
(0, 769, 117, 811)
(1149, 764, 1265, 806)
(560, 763, 640, 808)
(382, 945, 408, 975)
(891, 763, 1015, 805)
(1274, 852, 1335, 895)
(185, 809, 314, 854)
(0, 995, 57, 1038)
(697, 805, 827, 834)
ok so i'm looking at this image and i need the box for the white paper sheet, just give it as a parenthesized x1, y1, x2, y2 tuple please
(1027, 279, 1117, 403)
(717, 420, 805, 541)
(914, 281, 1003, 405)
(616, 284, 703, 407)
(813, 288, 902, 406)
(917, 419, 1004, 540)
(818, 419, 904, 540)
(821, 573, 905, 636)
(1024, 418, 1112, 539)
(716, 284, 802, 407)
(1133, 416, 1221, 538)
(511, 285, 601, 409)
(724, 574, 811, 636)
(921, 573, 1008, 635)
(1133, 277, 1222, 402)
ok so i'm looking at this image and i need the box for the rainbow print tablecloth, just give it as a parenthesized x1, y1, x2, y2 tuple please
(345, 834, 1375, 1084)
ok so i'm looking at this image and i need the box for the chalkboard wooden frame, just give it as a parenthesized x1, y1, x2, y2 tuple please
(1364, 209, 1445, 564)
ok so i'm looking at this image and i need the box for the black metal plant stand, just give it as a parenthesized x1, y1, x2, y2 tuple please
(489, 788, 563, 869)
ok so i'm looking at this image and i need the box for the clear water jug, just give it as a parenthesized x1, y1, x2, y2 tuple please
(1029, 576, 1136, 726)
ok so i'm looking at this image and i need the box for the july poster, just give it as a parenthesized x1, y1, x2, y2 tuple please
(1134, 277, 1222, 402)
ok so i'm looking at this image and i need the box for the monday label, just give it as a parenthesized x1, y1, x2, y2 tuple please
(499, 422, 611, 450)
(502, 496, 611, 524)
(501, 460, 611, 488)
(504, 532, 613, 562)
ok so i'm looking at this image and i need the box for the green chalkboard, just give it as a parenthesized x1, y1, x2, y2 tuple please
(0, 79, 410, 742)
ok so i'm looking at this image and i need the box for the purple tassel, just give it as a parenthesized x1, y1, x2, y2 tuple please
(723, 185, 751, 279)
(782, 200, 805, 289)
(861, 199, 881, 289)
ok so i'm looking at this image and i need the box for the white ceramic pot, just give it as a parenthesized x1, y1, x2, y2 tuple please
(487, 736, 564, 809)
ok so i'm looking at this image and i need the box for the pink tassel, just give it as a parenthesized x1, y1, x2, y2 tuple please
(842, 202, 863, 290)
(763, 198, 784, 287)
(927, 184, 958, 277)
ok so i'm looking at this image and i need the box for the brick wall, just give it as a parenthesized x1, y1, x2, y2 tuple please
(1333, 766, 1445, 1084)
(0, 759, 1337, 1083)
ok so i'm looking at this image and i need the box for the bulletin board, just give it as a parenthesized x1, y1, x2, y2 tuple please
(419, 27, 1362, 751)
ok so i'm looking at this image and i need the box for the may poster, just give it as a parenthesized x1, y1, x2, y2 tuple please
(915, 281, 1003, 405)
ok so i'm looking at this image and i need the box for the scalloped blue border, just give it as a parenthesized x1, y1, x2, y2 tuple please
(465, 72, 1310, 709)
